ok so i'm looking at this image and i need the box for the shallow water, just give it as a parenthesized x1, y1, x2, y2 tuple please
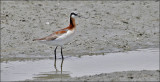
(1, 48, 159, 81)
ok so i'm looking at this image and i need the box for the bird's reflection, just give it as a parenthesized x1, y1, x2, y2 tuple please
(33, 58, 70, 80)
(54, 58, 64, 74)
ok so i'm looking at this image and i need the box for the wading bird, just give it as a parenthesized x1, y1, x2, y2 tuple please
(33, 11, 80, 60)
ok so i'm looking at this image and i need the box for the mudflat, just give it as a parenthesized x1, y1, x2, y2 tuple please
(1, 1, 159, 57)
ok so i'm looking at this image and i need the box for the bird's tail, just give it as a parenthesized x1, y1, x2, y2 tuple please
(33, 37, 46, 41)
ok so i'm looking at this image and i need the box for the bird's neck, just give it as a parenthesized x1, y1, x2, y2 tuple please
(69, 17, 76, 30)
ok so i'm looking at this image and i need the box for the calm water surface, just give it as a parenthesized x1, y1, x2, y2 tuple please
(1, 48, 159, 81)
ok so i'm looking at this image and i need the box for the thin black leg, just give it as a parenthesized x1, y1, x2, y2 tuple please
(61, 46, 64, 59)
(54, 46, 58, 60)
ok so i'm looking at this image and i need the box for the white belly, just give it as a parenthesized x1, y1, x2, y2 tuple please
(39, 29, 75, 46)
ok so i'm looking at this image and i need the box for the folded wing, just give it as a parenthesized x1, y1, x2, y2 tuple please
(33, 29, 68, 41)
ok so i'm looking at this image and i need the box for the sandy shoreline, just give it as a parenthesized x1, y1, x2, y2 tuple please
(1, 1, 159, 58)
(40, 70, 159, 81)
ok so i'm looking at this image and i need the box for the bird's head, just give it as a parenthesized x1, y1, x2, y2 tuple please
(70, 11, 80, 18)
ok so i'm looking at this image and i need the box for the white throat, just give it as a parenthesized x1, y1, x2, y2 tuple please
(71, 15, 76, 18)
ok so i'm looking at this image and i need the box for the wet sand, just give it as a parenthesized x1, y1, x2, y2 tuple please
(1, 1, 159, 57)
(1, 1, 159, 81)
(64, 70, 160, 81)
